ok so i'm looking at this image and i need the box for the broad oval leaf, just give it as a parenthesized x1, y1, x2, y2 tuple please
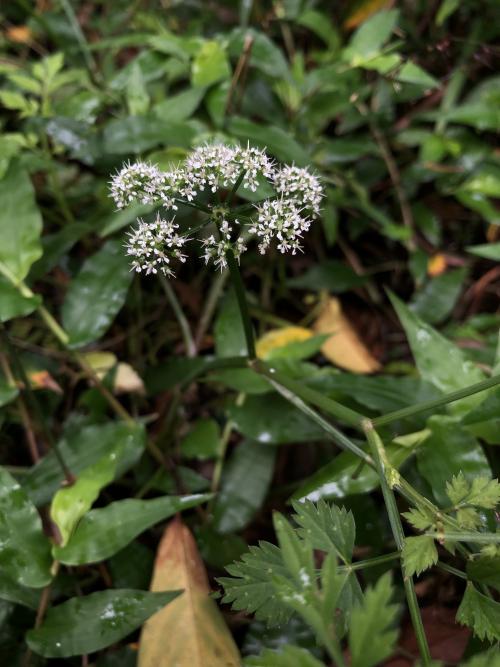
(61, 239, 134, 348)
(0, 466, 52, 588)
(26, 589, 182, 658)
(138, 518, 240, 667)
(22, 421, 145, 507)
(0, 161, 42, 281)
(54, 493, 212, 564)
(0, 276, 41, 323)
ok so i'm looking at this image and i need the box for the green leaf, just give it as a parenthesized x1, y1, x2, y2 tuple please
(417, 416, 491, 506)
(349, 573, 399, 667)
(390, 292, 486, 415)
(26, 589, 182, 658)
(273, 512, 315, 587)
(227, 28, 289, 78)
(215, 288, 248, 358)
(104, 116, 196, 154)
(153, 87, 205, 122)
(403, 507, 436, 532)
(467, 556, 500, 592)
(456, 583, 500, 642)
(61, 239, 134, 348)
(292, 499, 355, 564)
(467, 243, 500, 261)
(22, 421, 146, 507)
(245, 646, 324, 667)
(219, 541, 294, 627)
(213, 440, 276, 533)
(287, 260, 366, 292)
(410, 268, 466, 325)
(0, 161, 42, 281)
(463, 649, 500, 667)
(436, 0, 460, 25)
(0, 570, 39, 609)
(396, 62, 438, 87)
(0, 275, 41, 322)
(345, 10, 399, 62)
(192, 40, 231, 87)
(50, 451, 117, 546)
(228, 394, 325, 445)
(446, 472, 500, 510)
(402, 536, 438, 577)
(228, 117, 309, 166)
(53, 494, 211, 564)
(0, 378, 18, 407)
(181, 418, 220, 460)
(0, 466, 52, 588)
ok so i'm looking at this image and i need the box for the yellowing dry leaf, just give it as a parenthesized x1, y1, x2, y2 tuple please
(344, 0, 394, 30)
(6, 26, 33, 43)
(313, 297, 380, 374)
(138, 517, 240, 667)
(256, 326, 313, 359)
(81, 351, 144, 394)
(427, 253, 447, 277)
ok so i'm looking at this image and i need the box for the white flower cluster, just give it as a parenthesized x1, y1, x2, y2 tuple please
(125, 214, 187, 276)
(200, 220, 246, 271)
(250, 198, 311, 255)
(273, 165, 323, 217)
(110, 142, 324, 276)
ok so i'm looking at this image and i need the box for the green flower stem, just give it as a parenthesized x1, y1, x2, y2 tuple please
(159, 275, 196, 358)
(225, 249, 256, 359)
(174, 198, 212, 213)
(253, 360, 364, 428)
(371, 373, 500, 427)
(255, 363, 373, 465)
(427, 531, 500, 544)
(339, 552, 401, 573)
(363, 420, 432, 666)
(435, 562, 468, 580)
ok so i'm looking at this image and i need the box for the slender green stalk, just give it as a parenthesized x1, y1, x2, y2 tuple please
(340, 551, 401, 573)
(195, 269, 229, 350)
(435, 562, 468, 580)
(225, 249, 256, 358)
(371, 373, 500, 427)
(259, 369, 373, 465)
(253, 360, 364, 428)
(363, 421, 431, 666)
(159, 275, 196, 357)
(427, 531, 500, 544)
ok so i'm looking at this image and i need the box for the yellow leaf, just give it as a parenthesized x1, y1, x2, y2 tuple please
(256, 326, 313, 360)
(313, 298, 381, 374)
(427, 253, 447, 277)
(82, 351, 117, 376)
(344, 0, 395, 30)
(6, 26, 33, 44)
(138, 518, 240, 667)
(81, 351, 144, 394)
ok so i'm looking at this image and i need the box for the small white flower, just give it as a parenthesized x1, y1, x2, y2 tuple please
(273, 165, 323, 217)
(200, 219, 247, 270)
(234, 144, 275, 192)
(250, 198, 310, 255)
(110, 161, 178, 211)
(185, 144, 240, 194)
(125, 213, 187, 276)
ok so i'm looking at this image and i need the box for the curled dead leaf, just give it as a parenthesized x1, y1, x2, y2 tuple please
(138, 517, 240, 667)
(313, 297, 381, 374)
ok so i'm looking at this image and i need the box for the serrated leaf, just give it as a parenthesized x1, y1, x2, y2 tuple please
(349, 573, 399, 667)
(462, 648, 500, 667)
(292, 499, 355, 564)
(53, 494, 211, 564)
(138, 518, 240, 667)
(274, 513, 316, 588)
(446, 472, 470, 506)
(402, 536, 438, 577)
(218, 541, 294, 627)
(446, 473, 500, 510)
(50, 451, 117, 546)
(467, 556, 500, 592)
(403, 507, 435, 531)
(456, 508, 482, 530)
(26, 589, 181, 658)
(456, 583, 500, 642)
(0, 466, 52, 588)
(245, 645, 324, 667)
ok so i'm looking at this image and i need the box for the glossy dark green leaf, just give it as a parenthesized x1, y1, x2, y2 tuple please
(195, 524, 247, 570)
(456, 583, 500, 642)
(410, 268, 467, 325)
(0, 379, 18, 407)
(108, 542, 154, 590)
(53, 493, 211, 564)
(30, 222, 90, 280)
(292, 444, 416, 502)
(228, 29, 289, 78)
(22, 421, 146, 506)
(104, 116, 196, 153)
(0, 466, 52, 588)
(417, 416, 491, 506)
(228, 394, 325, 445)
(26, 589, 182, 658)
(0, 161, 42, 281)
(0, 570, 39, 609)
(215, 288, 248, 358)
(181, 418, 220, 460)
(213, 440, 276, 533)
(390, 292, 485, 415)
(61, 239, 134, 348)
(145, 357, 212, 394)
(462, 389, 500, 445)
(228, 117, 309, 166)
(288, 260, 366, 292)
(467, 556, 500, 592)
(0, 276, 41, 322)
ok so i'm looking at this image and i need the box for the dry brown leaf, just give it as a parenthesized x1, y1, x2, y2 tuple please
(313, 297, 381, 374)
(138, 517, 240, 667)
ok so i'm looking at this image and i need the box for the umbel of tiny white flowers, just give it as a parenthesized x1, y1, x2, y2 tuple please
(110, 142, 323, 276)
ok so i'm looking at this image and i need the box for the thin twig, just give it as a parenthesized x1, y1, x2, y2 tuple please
(224, 33, 254, 119)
